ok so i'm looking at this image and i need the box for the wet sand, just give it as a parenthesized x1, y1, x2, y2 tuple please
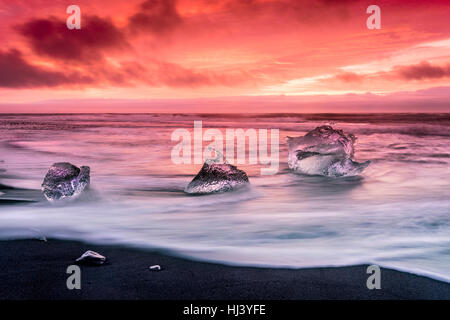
(0, 239, 449, 300)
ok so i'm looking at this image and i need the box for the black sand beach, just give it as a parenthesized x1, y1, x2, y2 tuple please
(0, 239, 449, 300)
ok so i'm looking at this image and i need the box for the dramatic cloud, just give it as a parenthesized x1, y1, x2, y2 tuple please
(219, 0, 353, 24)
(128, 0, 182, 34)
(0, 47, 251, 89)
(1, 0, 450, 104)
(396, 61, 450, 80)
(16, 15, 129, 62)
(154, 61, 254, 87)
(329, 61, 450, 86)
(0, 49, 92, 88)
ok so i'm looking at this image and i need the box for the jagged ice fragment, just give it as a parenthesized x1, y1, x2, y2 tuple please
(287, 125, 370, 177)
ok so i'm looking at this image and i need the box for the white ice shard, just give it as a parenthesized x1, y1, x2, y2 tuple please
(287, 125, 370, 177)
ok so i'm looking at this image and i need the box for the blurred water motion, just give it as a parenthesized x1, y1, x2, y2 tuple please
(0, 113, 449, 282)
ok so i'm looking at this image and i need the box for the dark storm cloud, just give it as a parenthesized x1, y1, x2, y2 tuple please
(16, 15, 129, 62)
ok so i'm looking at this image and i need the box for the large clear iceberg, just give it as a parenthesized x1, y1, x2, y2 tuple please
(287, 125, 370, 177)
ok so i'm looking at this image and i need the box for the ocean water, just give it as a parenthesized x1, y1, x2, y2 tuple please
(0, 113, 449, 282)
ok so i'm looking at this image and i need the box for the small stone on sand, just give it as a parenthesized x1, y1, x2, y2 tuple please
(149, 265, 162, 271)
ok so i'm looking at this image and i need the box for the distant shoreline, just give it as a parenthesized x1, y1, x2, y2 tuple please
(1, 239, 449, 300)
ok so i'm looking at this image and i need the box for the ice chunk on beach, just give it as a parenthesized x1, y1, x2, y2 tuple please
(41, 162, 90, 202)
(287, 125, 370, 177)
(149, 265, 162, 271)
(75, 250, 106, 265)
(185, 152, 249, 194)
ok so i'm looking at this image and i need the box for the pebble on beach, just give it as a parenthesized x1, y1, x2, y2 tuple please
(149, 265, 162, 271)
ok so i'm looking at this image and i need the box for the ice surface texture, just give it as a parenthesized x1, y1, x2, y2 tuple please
(287, 125, 370, 177)
(41, 162, 90, 202)
(185, 162, 249, 194)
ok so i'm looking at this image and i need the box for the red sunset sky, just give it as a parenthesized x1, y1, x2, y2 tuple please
(0, 0, 449, 112)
